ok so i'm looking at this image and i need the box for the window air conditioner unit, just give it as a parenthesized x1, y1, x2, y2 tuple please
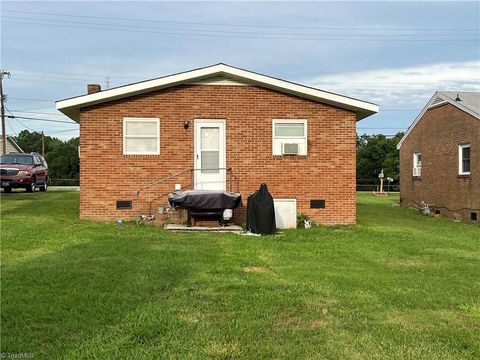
(282, 143, 299, 155)
(412, 167, 421, 177)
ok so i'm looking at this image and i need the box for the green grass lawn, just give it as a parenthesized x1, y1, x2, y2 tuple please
(1, 191, 479, 359)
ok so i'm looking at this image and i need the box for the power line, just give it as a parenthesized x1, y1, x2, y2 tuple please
(6, 115, 78, 125)
(9, 97, 55, 102)
(13, 73, 100, 82)
(9, 75, 479, 94)
(7, 108, 75, 135)
(4, 15, 478, 38)
(14, 68, 478, 83)
(4, 9, 478, 32)
(11, 76, 475, 91)
(12, 77, 88, 85)
(357, 127, 406, 130)
(8, 109, 67, 117)
(10, 105, 60, 111)
(14, 118, 38, 132)
(13, 69, 140, 80)
(5, 118, 18, 137)
(48, 129, 79, 135)
(6, 106, 38, 134)
(381, 109, 420, 111)
(4, 20, 479, 42)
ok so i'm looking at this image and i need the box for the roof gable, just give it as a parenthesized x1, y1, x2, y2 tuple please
(0, 136, 24, 153)
(397, 91, 480, 149)
(56, 63, 378, 122)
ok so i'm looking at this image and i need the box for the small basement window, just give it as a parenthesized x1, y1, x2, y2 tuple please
(471, 212, 478, 221)
(458, 144, 470, 175)
(116, 200, 132, 210)
(272, 119, 307, 156)
(123, 117, 160, 155)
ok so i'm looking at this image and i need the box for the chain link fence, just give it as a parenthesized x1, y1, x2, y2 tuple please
(49, 178, 79, 186)
(356, 184, 399, 192)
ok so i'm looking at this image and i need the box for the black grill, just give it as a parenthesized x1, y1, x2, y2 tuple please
(0, 169, 19, 176)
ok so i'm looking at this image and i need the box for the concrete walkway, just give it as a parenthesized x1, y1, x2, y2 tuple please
(164, 224, 243, 233)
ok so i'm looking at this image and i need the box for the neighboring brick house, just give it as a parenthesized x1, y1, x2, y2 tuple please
(56, 64, 378, 226)
(397, 91, 479, 223)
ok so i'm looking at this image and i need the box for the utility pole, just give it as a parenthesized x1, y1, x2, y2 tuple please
(41, 131, 45, 157)
(1, 70, 11, 155)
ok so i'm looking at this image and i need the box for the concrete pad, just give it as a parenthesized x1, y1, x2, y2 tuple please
(164, 224, 243, 233)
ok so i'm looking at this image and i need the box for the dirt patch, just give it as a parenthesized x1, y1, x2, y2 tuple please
(309, 319, 331, 328)
(204, 341, 241, 358)
(179, 311, 203, 324)
(278, 311, 333, 330)
(377, 258, 427, 267)
(383, 309, 476, 330)
(243, 266, 267, 273)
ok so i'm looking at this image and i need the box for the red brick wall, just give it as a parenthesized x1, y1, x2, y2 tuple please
(79, 84, 357, 225)
(399, 103, 480, 222)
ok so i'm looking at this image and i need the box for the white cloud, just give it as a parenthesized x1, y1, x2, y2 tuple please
(304, 60, 480, 108)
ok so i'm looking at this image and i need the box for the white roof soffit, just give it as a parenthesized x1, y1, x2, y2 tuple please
(396, 91, 480, 150)
(56, 63, 379, 122)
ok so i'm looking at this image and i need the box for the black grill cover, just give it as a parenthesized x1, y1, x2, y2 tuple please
(246, 183, 276, 235)
(168, 190, 242, 210)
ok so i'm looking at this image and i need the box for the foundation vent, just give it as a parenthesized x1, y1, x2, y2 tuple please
(116, 200, 132, 210)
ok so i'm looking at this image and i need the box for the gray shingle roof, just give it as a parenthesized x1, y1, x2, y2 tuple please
(439, 91, 480, 117)
(397, 91, 480, 149)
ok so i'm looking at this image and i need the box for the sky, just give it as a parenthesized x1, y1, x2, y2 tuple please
(1, 1, 479, 140)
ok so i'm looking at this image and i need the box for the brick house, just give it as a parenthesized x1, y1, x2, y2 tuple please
(56, 64, 378, 226)
(397, 91, 479, 223)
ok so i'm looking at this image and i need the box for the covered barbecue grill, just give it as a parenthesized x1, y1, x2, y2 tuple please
(246, 183, 276, 235)
(168, 190, 242, 226)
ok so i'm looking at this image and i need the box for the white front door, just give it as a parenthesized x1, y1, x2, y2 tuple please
(194, 119, 226, 190)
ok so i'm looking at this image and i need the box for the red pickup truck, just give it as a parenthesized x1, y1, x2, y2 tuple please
(0, 152, 49, 193)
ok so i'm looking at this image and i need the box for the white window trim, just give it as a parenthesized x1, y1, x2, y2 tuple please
(123, 117, 160, 155)
(413, 152, 422, 177)
(458, 144, 471, 175)
(413, 152, 422, 167)
(272, 119, 308, 156)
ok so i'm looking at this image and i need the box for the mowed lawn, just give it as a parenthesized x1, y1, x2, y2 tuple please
(1, 191, 479, 359)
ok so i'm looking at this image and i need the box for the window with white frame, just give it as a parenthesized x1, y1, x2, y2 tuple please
(272, 119, 307, 156)
(413, 152, 422, 177)
(123, 117, 160, 155)
(459, 144, 471, 175)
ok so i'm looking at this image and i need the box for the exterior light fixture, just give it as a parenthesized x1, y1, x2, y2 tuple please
(183, 120, 190, 129)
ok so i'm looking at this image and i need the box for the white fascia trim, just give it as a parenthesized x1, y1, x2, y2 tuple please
(7, 136, 24, 153)
(397, 92, 480, 150)
(56, 64, 378, 123)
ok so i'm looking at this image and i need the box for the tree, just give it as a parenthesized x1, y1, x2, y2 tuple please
(356, 132, 404, 187)
(13, 130, 79, 180)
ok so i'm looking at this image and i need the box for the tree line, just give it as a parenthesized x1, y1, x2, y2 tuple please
(357, 132, 404, 189)
(12, 130, 404, 187)
(13, 130, 79, 182)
